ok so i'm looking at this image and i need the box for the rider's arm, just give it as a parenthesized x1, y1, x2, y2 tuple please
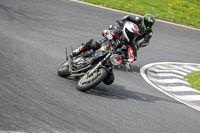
(120, 15, 131, 22)
(128, 41, 138, 62)
(138, 31, 153, 48)
(120, 15, 141, 24)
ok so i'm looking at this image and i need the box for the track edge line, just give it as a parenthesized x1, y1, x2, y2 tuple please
(140, 62, 200, 112)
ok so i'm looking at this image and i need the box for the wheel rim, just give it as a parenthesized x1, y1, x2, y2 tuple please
(79, 69, 103, 86)
(59, 61, 68, 71)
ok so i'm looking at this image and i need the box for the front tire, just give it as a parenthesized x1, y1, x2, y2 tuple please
(76, 68, 107, 91)
(57, 60, 70, 77)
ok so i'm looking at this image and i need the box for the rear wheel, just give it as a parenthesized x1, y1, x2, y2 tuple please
(76, 68, 107, 91)
(57, 60, 70, 77)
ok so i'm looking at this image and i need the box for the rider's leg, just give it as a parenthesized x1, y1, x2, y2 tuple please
(134, 46, 137, 61)
(127, 45, 134, 63)
(72, 39, 101, 57)
(127, 44, 137, 62)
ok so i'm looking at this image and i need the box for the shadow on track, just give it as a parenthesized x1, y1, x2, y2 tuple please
(114, 65, 141, 73)
(86, 84, 180, 104)
(58, 71, 179, 104)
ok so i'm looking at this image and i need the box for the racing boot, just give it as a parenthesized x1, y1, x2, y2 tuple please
(72, 47, 82, 57)
(71, 43, 84, 57)
(71, 39, 101, 57)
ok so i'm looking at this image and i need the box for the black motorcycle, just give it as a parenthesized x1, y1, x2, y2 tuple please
(57, 39, 123, 91)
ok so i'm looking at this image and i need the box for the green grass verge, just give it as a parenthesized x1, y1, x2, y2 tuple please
(80, 0, 200, 29)
(184, 71, 200, 91)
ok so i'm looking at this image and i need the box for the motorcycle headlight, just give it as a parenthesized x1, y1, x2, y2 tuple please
(110, 54, 122, 66)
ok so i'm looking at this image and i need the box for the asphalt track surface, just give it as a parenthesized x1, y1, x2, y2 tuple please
(0, 0, 200, 133)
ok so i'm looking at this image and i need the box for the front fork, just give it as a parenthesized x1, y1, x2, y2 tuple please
(87, 53, 111, 76)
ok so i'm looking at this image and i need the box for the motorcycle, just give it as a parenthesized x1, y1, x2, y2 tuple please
(57, 39, 123, 91)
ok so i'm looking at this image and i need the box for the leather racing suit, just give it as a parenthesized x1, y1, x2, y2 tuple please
(118, 15, 153, 48)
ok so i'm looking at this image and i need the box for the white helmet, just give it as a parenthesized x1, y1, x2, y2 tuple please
(123, 22, 139, 42)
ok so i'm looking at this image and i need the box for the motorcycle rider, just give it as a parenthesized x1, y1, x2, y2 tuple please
(110, 14, 155, 61)
(71, 22, 139, 85)
(72, 22, 139, 63)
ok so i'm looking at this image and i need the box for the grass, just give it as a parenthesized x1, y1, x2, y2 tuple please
(80, 0, 200, 29)
(184, 71, 200, 91)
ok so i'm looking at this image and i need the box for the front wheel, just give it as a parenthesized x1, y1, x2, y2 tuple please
(57, 60, 70, 77)
(76, 68, 107, 91)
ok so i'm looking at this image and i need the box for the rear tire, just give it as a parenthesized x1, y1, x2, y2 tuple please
(76, 68, 107, 91)
(57, 60, 70, 77)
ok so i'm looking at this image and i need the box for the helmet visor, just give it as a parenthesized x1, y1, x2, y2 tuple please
(144, 20, 153, 30)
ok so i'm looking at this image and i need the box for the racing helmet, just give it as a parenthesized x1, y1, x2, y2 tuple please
(142, 14, 155, 30)
(122, 22, 139, 43)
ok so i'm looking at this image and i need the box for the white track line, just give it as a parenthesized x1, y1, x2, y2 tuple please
(153, 65, 174, 70)
(0, 131, 25, 133)
(148, 67, 187, 76)
(147, 71, 184, 79)
(184, 65, 200, 71)
(164, 86, 200, 93)
(168, 65, 193, 73)
(140, 62, 200, 112)
(176, 95, 200, 101)
(159, 86, 198, 92)
(70, 0, 200, 32)
(154, 65, 194, 73)
(148, 78, 190, 85)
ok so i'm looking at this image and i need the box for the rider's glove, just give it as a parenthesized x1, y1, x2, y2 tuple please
(105, 30, 113, 40)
